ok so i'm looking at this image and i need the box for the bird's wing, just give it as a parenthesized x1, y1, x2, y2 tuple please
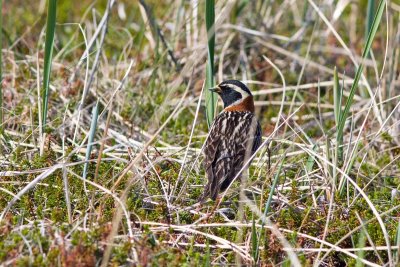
(209, 138, 235, 199)
(200, 114, 224, 201)
(200, 112, 261, 201)
(252, 120, 262, 153)
(203, 116, 223, 170)
(220, 114, 261, 191)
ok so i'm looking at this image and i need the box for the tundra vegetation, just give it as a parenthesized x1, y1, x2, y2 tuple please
(0, 0, 399, 266)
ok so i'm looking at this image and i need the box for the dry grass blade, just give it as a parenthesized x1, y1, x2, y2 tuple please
(1, 1, 399, 265)
(297, 143, 393, 264)
(100, 80, 191, 266)
(307, 0, 383, 125)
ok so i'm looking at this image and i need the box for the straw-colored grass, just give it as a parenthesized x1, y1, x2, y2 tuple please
(1, 0, 399, 266)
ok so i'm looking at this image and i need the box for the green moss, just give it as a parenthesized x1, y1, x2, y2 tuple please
(111, 241, 132, 264)
(376, 152, 391, 167)
(359, 162, 380, 176)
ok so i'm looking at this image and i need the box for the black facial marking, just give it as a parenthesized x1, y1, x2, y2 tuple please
(219, 89, 242, 108)
(216, 80, 252, 108)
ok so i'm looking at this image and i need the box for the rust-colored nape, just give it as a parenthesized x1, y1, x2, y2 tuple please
(224, 96, 255, 113)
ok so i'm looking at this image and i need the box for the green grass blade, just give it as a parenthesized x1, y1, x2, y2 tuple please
(365, 0, 375, 44)
(305, 144, 317, 173)
(251, 214, 259, 264)
(41, 0, 57, 130)
(333, 67, 340, 124)
(339, 139, 359, 196)
(264, 155, 285, 217)
(204, 238, 211, 267)
(395, 220, 400, 263)
(356, 230, 366, 267)
(205, 0, 216, 128)
(337, 0, 385, 135)
(234, 0, 249, 18)
(83, 101, 99, 184)
(325, 137, 333, 179)
(333, 67, 343, 164)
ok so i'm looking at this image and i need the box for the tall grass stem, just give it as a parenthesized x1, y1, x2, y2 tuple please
(41, 0, 57, 131)
(333, 67, 343, 166)
(337, 0, 385, 136)
(365, 0, 375, 45)
(205, 0, 216, 128)
(83, 101, 99, 191)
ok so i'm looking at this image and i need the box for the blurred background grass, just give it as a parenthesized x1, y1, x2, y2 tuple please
(1, 0, 400, 266)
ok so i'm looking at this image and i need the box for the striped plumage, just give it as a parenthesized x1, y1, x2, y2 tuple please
(200, 80, 262, 201)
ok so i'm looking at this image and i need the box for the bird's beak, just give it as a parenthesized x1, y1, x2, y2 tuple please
(209, 86, 222, 94)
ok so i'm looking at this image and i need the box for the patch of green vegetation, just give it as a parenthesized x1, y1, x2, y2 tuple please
(1, 0, 398, 265)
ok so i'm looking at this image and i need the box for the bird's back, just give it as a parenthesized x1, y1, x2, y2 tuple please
(201, 111, 262, 200)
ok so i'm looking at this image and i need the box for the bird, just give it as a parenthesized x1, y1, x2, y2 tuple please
(199, 80, 262, 202)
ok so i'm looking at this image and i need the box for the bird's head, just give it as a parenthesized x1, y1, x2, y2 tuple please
(209, 80, 255, 112)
